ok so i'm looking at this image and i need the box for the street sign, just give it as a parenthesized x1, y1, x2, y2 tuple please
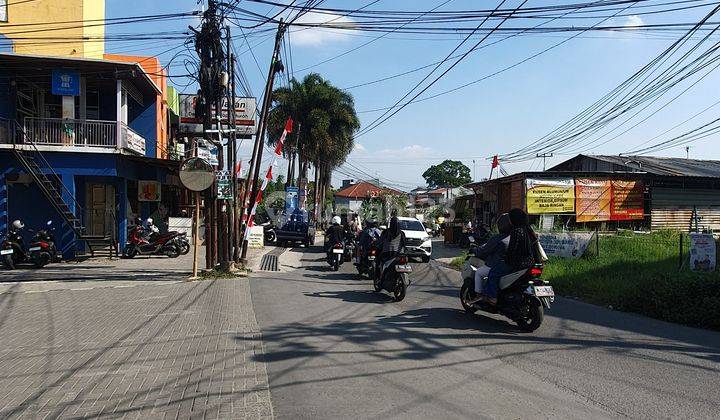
(180, 157, 215, 192)
(216, 170, 232, 199)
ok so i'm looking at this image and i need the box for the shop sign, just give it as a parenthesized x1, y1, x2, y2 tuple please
(538, 232, 594, 258)
(215, 170, 232, 199)
(179, 94, 257, 135)
(690, 233, 716, 271)
(576, 178, 612, 222)
(610, 180, 644, 220)
(248, 225, 264, 248)
(51, 70, 80, 96)
(0, 1, 7, 22)
(124, 128, 146, 155)
(138, 180, 161, 202)
(526, 178, 575, 214)
(197, 142, 218, 166)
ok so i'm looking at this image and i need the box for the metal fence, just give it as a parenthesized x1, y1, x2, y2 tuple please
(24, 117, 118, 148)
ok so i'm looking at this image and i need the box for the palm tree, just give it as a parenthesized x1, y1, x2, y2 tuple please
(267, 73, 360, 220)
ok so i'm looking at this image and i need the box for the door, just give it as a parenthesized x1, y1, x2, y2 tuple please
(86, 183, 116, 237)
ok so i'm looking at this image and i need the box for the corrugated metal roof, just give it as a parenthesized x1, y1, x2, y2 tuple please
(587, 155, 720, 177)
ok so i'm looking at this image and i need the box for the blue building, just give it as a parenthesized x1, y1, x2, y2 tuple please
(0, 53, 182, 258)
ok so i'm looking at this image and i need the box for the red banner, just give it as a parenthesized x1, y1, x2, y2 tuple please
(576, 178, 612, 222)
(610, 180, 644, 220)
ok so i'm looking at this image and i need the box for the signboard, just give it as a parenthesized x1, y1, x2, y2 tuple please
(138, 180, 161, 202)
(248, 225, 265, 248)
(179, 94, 257, 135)
(0, 1, 7, 22)
(285, 186, 299, 212)
(611, 180, 644, 220)
(576, 178, 612, 222)
(124, 128, 146, 155)
(51, 70, 80, 96)
(526, 178, 575, 214)
(215, 170, 232, 199)
(690, 233, 716, 271)
(538, 232, 594, 258)
(197, 141, 218, 166)
(179, 157, 214, 192)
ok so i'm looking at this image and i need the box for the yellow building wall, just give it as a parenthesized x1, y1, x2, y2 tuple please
(0, 0, 105, 59)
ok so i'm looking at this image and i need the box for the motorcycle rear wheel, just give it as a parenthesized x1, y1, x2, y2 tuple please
(178, 241, 190, 255)
(459, 283, 478, 313)
(33, 253, 50, 268)
(516, 300, 544, 332)
(393, 278, 406, 302)
(3, 255, 15, 270)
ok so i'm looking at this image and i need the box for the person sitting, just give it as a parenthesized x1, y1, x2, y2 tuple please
(471, 213, 511, 298)
(358, 219, 381, 263)
(484, 208, 539, 306)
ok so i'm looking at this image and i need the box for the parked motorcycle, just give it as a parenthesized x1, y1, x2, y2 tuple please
(28, 220, 58, 268)
(1, 221, 28, 270)
(327, 242, 344, 271)
(123, 224, 180, 258)
(261, 222, 277, 244)
(373, 253, 412, 302)
(174, 232, 190, 255)
(459, 255, 554, 332)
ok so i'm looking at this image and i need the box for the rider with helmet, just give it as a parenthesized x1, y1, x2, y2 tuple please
(325, 215, 345, 252)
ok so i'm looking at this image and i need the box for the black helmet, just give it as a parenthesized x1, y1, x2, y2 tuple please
(508, 208, 529, 227)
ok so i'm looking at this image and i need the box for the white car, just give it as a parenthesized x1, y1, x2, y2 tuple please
(396, 217, 432, 263)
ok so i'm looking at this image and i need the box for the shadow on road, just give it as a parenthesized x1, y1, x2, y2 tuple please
(304, 290, 393, 304)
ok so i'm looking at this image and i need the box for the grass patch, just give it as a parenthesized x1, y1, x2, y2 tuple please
(544, 230, 720, 330)
(449, 251, 469, 271)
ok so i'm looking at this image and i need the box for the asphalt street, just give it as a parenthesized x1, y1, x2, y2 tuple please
(250, 244, 720, 419)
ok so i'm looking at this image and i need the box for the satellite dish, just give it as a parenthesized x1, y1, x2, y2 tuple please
(180, 157, 215, 192)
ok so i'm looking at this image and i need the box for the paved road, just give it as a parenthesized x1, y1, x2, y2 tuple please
(250, 245, 720, 419)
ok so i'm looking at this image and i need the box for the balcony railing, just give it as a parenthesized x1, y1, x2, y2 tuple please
(19, 117, 146, 156)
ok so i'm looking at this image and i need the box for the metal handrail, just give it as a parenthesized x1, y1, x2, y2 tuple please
(24, 117, 117, 148)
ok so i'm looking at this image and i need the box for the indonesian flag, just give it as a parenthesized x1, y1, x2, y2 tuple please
(492, 155, 499, 169)
(235, 160, 242, 178)
(273, 117, 293, 156)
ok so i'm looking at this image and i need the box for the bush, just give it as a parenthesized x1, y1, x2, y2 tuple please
(544, 231, 720, 330)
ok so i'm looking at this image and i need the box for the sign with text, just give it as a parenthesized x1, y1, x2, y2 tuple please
(526, 178, 575, 214)
(576, 178, 612, 222)
(51, 70, 80, 96)
(179, 94, 257, 135)
(215, 171, 232, 200)
(538, 232, 594, 258)
(285, 186, 299, 213)
(610, 180, 644, 220)
(0, 1, 7, 22)
(248, 225, 265, 248)
(690, 233, 716, 271)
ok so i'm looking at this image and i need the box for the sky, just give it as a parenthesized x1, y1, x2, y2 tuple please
(106, 0, 720, 190)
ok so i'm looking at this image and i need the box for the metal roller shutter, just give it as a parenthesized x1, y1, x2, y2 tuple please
(651, 188, 720, 231)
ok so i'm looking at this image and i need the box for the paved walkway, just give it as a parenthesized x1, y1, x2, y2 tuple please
(0, 248, 275, 419)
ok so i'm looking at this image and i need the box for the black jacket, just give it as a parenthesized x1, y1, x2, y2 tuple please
(325, 225, 345, 246)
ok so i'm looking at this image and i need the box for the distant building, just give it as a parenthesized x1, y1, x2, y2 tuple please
(333, 179, 404, 213)
(465, 154, 720, 231)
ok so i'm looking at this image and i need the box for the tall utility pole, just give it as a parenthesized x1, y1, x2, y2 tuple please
(240, 20, 286, 264)
(536, 152, 553, 171)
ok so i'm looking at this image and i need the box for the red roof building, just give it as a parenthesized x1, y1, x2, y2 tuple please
(334, 181, 403, 199)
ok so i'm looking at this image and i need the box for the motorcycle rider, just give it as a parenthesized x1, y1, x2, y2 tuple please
(143, 217, 160, 241)
(470, 213, 511, 300)
(11, 220, 25, 231)
(325, 215, 345, 252)
(484, 208, 539, 306)
(377, 216, 406, 277)
(357, 218, 381, 263)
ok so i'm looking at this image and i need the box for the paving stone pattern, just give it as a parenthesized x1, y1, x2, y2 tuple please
(0, 279, 273, 419)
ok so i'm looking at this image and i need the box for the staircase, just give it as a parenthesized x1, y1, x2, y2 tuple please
(10, 126, 117, 257)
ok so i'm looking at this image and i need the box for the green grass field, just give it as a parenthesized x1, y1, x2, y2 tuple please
(543, 230, 720, 330)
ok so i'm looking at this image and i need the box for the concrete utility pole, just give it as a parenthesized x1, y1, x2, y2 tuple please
(536, 152, 553, 171)
(239, 20, 286, 264)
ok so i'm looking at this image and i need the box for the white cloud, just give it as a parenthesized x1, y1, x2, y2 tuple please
(353, 143, 367, 153)
(375, 144, 434, 159)
(624, 15, 644, 29)
(290, 11, 355, 47)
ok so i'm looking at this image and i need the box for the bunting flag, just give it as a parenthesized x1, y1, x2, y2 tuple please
(244, 117, 294, 241)
(234, 160, 242, 178)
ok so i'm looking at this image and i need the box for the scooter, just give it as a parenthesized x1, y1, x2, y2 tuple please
(459, 255, 554, 332)
(123, 224, 180, 258)
(28, 220, 58, 268)
(1, 225, 28, 270)
(356, 240, 378, 279)
(373, 253, 412, 302)
(327, 242, 344, 271)
(343, 232, 356, 262)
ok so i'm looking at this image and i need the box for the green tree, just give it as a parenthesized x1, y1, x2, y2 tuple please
(267, 73, 360, 220)
(422, 160, 472, 189)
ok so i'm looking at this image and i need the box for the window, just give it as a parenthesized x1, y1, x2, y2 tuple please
(398, 220, 424, 231)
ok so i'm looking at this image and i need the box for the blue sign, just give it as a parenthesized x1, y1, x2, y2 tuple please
(285, 186, 299, 213)
(51, 70, 80, 96)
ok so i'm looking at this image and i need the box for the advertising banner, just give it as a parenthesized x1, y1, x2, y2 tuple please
(285, 186, 299, 213)
(690, 233, 716, 271)
(576, 178, 612, 222)
(526, 178, 575, 214)
(248, 226, 265, 248)
(611, 180, 644, 220)
(179, 94, 257, 135)
(538, 232, 594, 258)
(215, 171, 232, 200)
(138, 181, 161, 202)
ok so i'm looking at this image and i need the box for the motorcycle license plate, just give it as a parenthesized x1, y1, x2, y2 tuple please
(396, 264, 412, 273)
(28, 246, 42, 252)
(534, 285, 555, 297)
(332, 249, 344, 254)
(368, 256, 375, 260)
(0, 249, 12, 255)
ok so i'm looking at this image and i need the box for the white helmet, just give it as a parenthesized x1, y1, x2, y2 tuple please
(12, 220, 24, 230)
(332, 216, 341, 225)
(146, 218, 154, 225)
